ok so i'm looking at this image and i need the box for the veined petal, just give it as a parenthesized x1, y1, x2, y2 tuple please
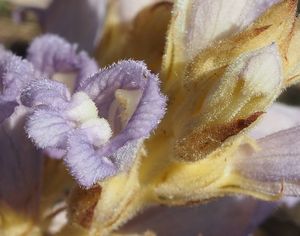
(232, 125, 300, 197)
(26, 107, 74, 149)
(44, 0, 107, 53)
(68, 60, 166, 187)
(27, 34, 98, 89)
(80, 60, 166, 142)
(65, 130, 117, 188)
(236, 126, 300, 182)
(21, 79, 71, 108)
(0, 49, 36, 122)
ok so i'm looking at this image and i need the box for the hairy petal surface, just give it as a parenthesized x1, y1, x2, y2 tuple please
(21, 79, 73, 159)
(21, 79, 71, 108)
(66, 60, 167, 187)
(27, 34, 98, 89)
(65, 130, 118, 187)
(26, 107, 74, 149)
(80, 60, 166, 142)
(23, 60, 166, 186)
(0, 50, 36, 123)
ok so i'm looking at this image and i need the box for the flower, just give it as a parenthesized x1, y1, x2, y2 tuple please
(79, 0, 300, 235)
(2, 0, 300, 235)
(0, 33, 166, 234)
(6, 34, 165, 188)
(20, 35, 166, 187)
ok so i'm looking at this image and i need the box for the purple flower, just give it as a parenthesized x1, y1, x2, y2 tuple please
(27, 34, 98, 91)
(0, 47, 37, 123)
(0, 106, 42, 217)
(16, 35, 166, 188)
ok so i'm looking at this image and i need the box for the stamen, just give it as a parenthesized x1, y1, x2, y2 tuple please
(108, 89, 142, 131)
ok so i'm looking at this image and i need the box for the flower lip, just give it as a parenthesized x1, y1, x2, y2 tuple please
(0, 48, 37, 123)
(22, 59, 166, 187)
(27, 34, 98, 91)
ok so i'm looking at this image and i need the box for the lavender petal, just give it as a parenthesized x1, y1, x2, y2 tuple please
(65, 130, 117, 187)
(80, 60, 166, 141)
(27, 34, 98, 89)
(65, 60, 166, 186)
(21, 79, 71, 108)
(0, 100, 18, 124)
(26, 107, 73, 150)
(0, 106, 42, 217)
(235, 125, 300, 195)
(0, 50, 37, 122)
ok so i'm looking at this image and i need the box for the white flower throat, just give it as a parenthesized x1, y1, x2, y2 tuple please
(66, 89, 142, 147)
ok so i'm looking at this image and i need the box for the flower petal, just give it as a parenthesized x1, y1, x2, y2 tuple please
(26, 107, 74, 150)
(80, 60, 166, 149)
(44, 0, 107, 53)
(0, 106, 42, 216)
(0, 49, 37, 122)
(66, 60, 166, 187)
(21, 79, 71, 108)
(27, 34, 98, 89)
(0, 100, 18, 123)
(233, 125, 300, 196)
(65, 130, 117, 187)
